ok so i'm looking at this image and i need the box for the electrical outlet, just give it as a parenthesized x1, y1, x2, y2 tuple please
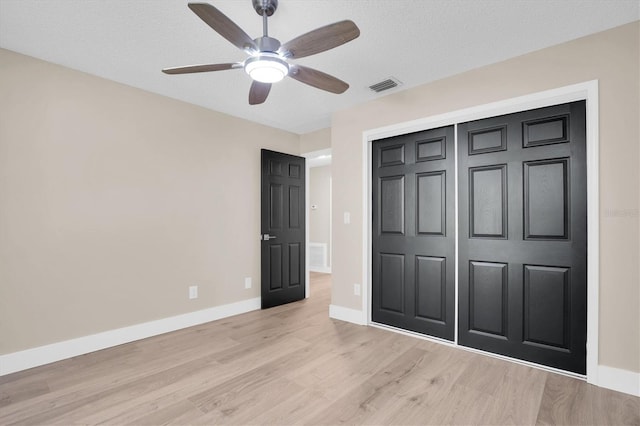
(189, 285, 198, 299)
(244, 277, 252, 289)
(354, 283, 361, 296)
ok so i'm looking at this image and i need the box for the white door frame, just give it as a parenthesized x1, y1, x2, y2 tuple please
(360, 81, 599, 383)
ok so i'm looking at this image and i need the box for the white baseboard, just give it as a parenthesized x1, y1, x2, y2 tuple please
(598, 365, 640, 397)
(0, 297, 261, 376)
(309, 266, 331, 273)
(329, 304, 366, 325)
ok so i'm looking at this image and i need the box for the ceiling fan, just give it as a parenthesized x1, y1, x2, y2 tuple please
(162, 0, 360, 105)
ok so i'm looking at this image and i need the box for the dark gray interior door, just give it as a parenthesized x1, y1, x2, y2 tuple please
(372, 126, 455, 340)
(457, 101, 587, 373)
(261, 149, 305, 309)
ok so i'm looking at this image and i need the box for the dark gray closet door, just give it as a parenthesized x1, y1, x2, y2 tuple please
(458, 101, 587, 374)
(372, 126, 455, 340)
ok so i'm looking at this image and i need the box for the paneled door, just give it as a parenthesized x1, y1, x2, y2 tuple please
(372, 126, 455, 340)
(458, 101, 587, 373)
(261, 149, 305, 309)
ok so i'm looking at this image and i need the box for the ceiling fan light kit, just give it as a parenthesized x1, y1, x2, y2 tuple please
(244, 53, 289, 83)
(162, 0, 360, 104)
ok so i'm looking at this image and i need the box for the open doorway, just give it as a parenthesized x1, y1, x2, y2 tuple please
(304, 148, 332, 297)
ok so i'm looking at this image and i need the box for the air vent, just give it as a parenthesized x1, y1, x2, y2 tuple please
(368, 77, 402, 93)
(309, 243, 328, 271)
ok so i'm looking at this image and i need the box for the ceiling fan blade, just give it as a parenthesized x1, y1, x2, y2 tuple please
(162, 63, 240, 74)
(249, 81, 272, 105)
(289, 65, 349, 94)
(188, 3, 257, 51)
(280, 20, 360, 59)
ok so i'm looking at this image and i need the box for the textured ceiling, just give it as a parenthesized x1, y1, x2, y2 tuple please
(1, 0, 638, 134)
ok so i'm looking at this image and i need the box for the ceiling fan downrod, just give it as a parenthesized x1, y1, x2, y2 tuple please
(253, 0, 277, 38)
(251, 0, 280, 52)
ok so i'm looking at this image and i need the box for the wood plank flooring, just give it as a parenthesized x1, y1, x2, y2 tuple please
(1, 272, 638, 425)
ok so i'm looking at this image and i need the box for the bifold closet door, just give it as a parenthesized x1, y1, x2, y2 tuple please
(372, 126, 455, 340)
(457, 101, 587, 374)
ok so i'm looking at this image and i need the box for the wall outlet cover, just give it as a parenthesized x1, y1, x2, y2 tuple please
(244, 277, 252, 289)
(189, 285, 198, 299)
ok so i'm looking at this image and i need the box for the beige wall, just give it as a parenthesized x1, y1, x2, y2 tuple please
(0, 48, 300, 354)
(299, 128, 331, 153)
(331, 22, 640, 373)
(309, 165, 331, 268)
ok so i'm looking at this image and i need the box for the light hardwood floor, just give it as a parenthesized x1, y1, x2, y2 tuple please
(1, 272, 638, 425)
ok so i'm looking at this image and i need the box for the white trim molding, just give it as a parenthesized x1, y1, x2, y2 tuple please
(598, 366, 640, 397)
(0, 297, 261, 376)
(360, 81, 601, 387)
(329, 304, 366, 325)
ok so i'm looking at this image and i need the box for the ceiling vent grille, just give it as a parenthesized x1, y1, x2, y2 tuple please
(368, 77, 402, 93)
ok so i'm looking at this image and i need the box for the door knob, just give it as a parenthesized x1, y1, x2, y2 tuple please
(261, 234, 277, 241)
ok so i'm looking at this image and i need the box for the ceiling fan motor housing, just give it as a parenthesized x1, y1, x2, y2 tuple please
(256, 36, 281, 52)
(252, 0, 278, 16)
